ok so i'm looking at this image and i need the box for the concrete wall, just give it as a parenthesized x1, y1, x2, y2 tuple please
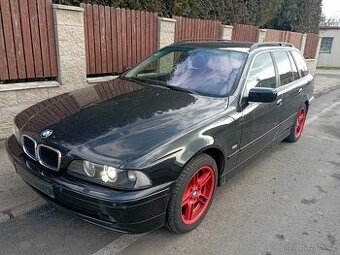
(221, 25, 233, 40)
(306, 59, 318, 75)
(53, 5, 87, 89)
(158, 17, 176, 49)
(0, 4, 87, 139)
(317, 28, 340, 68)
(257, 29, 267, 42)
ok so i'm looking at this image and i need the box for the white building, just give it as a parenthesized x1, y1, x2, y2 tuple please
(317, 26, 340, 68)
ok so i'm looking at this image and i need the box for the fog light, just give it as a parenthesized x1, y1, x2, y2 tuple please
(105, 166, 118, 182)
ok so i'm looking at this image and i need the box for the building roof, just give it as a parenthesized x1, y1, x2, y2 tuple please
(319, 26, 340, 30)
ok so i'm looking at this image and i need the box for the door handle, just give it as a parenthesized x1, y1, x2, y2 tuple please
(276, 98, 283, 106)
(298, 88, 303, 93)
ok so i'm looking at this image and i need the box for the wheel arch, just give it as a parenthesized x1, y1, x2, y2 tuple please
(203, 147, 225, 186)
(304, 99, 309, 112)
(185, 145, 226, 187)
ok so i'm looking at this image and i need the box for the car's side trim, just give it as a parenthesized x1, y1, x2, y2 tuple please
(238, 123, 278, 152)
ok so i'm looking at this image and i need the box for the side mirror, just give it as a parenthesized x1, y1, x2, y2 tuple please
(121, 66, 131, 75)
(123, 66, 131, 72)
(247, 87, 277, 103)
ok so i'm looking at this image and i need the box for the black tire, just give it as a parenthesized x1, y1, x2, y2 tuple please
(286, 104, 307, 143)
(165, 153, 218, 234)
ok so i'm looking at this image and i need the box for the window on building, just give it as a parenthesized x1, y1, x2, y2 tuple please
(320, 37, 334, 53)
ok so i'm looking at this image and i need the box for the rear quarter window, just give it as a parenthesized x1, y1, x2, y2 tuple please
(290, 51, 309, 77)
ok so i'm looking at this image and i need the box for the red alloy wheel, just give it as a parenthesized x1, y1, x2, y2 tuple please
(181, 165, 215, 225)
(294, 107, 306, 138)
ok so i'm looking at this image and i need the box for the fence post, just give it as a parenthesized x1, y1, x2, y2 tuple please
(257, 29, 267, 42)
(221, 25, 233, 40)
(53, 4, 87, 88)
(315, 36, 322, 59)
(158, 17, 176, 49)
(300, 33, 307, 54)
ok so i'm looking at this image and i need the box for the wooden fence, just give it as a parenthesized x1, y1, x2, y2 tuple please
(265, 29, 303, 49)
(231, 24, 258, 42)
(81, 4, 158, 76)
(174, 16, 221, 42)
(0, 1, 321, 82)
(304, 33, 319, 59)
(0, 0, 57, 82)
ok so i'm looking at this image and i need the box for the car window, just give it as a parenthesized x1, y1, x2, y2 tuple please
(287, 52, 300, 80)
(272, 51, 294, 86)
(125, 48, 247, 97)
(290, 51, 309, 77)
(246, 52, 276, 91)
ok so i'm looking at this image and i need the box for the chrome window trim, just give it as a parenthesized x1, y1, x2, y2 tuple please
(37, 144, 61, 171)
(21, 135, 37, 161)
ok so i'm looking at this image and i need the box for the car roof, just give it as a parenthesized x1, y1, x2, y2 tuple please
(167, 40, 294, 53)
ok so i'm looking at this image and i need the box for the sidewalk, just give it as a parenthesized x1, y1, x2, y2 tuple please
(0, 140, 45, 223)
(0, 69, 339, 223)
(314, 68, 340, 97)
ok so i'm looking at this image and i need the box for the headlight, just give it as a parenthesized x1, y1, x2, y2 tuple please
(67, 160, 152, 190)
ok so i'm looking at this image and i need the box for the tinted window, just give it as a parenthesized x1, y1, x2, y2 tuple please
(273, 51, 294, 86)
(291, 51, 309, 77)
(246, 52, 276, 90)
(125, 48, 247, 97)
(287, 52, 299, 80)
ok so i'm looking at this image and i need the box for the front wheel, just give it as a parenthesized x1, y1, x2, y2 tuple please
(286, 104, 307, 142)
(165, 153, 217, 233)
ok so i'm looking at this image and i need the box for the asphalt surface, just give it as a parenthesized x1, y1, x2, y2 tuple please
(0, 86, 339, 255)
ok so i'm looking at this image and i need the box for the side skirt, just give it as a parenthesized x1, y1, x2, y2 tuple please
(220, 128, 290, 185)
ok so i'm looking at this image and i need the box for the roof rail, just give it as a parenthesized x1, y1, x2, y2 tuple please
(174, 38, 233, 44)
(250, 42, 294, 51)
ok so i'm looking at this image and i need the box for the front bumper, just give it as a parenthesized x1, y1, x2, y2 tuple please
(6, 135, 173, 233)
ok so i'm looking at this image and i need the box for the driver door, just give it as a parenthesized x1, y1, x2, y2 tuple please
(237, 52, 281, 165)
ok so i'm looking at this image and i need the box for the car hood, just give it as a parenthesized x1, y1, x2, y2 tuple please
(17, 78, 227, 167)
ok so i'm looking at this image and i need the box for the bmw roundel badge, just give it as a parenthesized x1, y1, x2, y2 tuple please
(41, 129, 53, 139)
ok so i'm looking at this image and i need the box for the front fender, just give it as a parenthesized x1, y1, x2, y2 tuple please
(120, 115, 236, 185)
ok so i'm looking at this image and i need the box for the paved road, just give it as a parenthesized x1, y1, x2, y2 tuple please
(1, 87, 339, 255)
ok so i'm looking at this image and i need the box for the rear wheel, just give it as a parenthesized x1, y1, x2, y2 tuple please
(165, 153, 217, 233)
(286, 104, 307, 142)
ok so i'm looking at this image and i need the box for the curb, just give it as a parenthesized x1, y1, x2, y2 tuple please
(0, 199, 46, 224)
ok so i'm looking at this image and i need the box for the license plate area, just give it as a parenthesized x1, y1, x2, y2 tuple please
(15, 162, 55, 199)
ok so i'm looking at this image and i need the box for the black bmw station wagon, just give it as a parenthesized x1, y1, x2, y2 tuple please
(6, 41, 314, 234)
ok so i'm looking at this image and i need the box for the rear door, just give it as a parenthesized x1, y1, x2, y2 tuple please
(271, 50, 304, 136)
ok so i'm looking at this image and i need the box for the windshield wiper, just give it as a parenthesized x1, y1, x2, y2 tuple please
(122, 77, 196, 95)
(121, 76, 145, 83)
(164, 84, 197, 95)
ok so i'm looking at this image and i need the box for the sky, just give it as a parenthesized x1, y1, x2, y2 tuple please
(323, 0, 340, 18)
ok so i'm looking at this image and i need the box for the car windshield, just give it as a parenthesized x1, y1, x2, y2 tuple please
(124, 47, 248, 97)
